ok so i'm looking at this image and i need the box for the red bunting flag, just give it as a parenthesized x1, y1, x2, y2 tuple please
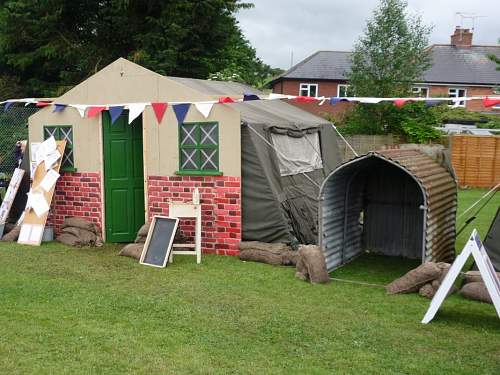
(483, 97, 500, 108)
(295, 96, 318, 103)
(36, 101, 52, 108)
(87, 106, 106, 118)
(394, 99, 407, 108)
(218, 96, 235, 103)
(151, 102, 168, 124)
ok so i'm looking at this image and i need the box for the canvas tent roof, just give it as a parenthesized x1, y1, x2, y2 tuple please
(171, 76, 342, 244)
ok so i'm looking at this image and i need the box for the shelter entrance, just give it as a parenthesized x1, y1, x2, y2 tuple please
(319, 151, 443, 272)
(102, 112, 145, 242)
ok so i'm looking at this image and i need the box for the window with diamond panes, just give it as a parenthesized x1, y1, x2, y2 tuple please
(43, 126, 75, 171)
(179, 122, 219, 173)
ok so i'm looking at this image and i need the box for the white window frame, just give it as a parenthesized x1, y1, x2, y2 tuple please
(411, 86, 429, 98)
(337, 84, 350, 98)
(448, 87, 467, 108)
(299, 83, 318, 97)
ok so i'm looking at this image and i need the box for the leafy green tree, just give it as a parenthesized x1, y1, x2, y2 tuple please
(0, 0, 271, 97)
(342, 0, 437, 143)
(349, 0, 432, 97)
(488, 38, 500, 71)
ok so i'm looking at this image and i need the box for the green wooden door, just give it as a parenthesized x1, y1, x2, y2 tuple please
(102, 112, 145, 242)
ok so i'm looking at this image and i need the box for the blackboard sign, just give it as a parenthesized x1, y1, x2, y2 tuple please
(140, 216, 179, 268)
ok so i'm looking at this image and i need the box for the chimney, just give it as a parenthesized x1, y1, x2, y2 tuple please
(450, 26, 473, 48)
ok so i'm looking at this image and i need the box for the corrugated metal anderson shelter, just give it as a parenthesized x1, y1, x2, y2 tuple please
(319, 149, 457, 271)
(28, 58, 341, 254)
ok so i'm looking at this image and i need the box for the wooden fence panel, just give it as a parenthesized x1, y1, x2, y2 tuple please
(451, 135, 500, 188)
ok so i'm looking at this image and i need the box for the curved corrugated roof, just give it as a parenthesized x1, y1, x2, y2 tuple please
(319, 148, 457, 271)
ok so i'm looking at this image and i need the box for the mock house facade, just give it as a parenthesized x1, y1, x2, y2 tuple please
(271, 27, 500, 117)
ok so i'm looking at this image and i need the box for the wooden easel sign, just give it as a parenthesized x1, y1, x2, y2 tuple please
(140, 216, 179, 268)
(422, 229, 500, 324)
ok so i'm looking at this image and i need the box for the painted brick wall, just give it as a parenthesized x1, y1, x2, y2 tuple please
(148, 175, 241, 256)
(47, 172, 103, 235)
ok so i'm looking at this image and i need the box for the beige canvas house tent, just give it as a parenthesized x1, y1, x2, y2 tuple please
(28, 58, 342, 254)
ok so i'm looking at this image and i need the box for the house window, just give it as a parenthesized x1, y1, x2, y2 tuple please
(411, 86, 429, 98)
(43, 126, 75, 171)
(178, 122, 220, 174)
(299, 83, 318, 97)
(448, 88, 467, 108)
(337, 84, 350, 97)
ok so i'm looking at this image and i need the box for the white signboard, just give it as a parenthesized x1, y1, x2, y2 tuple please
(422, 229, 500, 324)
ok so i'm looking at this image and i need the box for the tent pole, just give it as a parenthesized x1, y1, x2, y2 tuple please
(330, 122, 358, 158)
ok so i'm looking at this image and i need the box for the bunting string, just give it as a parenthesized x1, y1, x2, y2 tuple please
(1, 94, 499, 126)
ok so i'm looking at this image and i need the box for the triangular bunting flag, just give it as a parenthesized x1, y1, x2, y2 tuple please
(71, 104, 88, 118)
(243, 93, 260, 101)
(330, 98, 349, 105)
(109, 106, 124, 124)
(36, 101, 51, 108)
(218, 96, 235, 103)
(53, 104, 67, 113)
(483, 97, 500, 108)
(4, 101, 14, 112)
(295, 96, 318, 103)
(173, 103, 190, 125)
(151, 102, 168, 124)
(87, 106, 106, 118)
(128, 103, 147, 124)
(194, 102, 214, 119)
(394, 99, 407, 108)
(425, 100, 441, 107)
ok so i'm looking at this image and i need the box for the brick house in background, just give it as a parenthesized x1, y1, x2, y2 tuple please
(271, 27, 500, 119)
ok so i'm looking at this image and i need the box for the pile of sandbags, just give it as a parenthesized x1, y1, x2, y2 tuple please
(1, 225, 21, 242)
(56, 217, 103, 247)
(386, 262, 455, 299)
(238, 241, 298, 266)
(295, 245, 330, 284)
(118, 223, 188, 260)
(459, 271, 500, 304)
(118, 223, 150, 260)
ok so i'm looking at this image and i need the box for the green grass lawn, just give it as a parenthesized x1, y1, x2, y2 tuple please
(0, 189, 499, 374)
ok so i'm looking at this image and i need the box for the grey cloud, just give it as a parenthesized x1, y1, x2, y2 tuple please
(236, 0, 500, 69)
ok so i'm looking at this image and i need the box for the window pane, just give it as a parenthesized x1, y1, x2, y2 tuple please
(309, 85, 317, 97)
(339, 86, 348, 97)
(200, 124, 218, 146)
(44, 127, 58, 139)
(181, 124, 197, 146)
(181, 149, 198, 170)
(200, 149, 218, 170)
(300, 88, 308, 96)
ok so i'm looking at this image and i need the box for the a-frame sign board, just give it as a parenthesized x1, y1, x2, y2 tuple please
(422, 229, 500, 324)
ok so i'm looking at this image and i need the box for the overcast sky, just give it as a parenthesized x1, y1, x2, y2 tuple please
(236, 0, 500, 69)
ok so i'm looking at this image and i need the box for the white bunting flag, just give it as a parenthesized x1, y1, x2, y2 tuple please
(194, 102, 214, 118)
(71, 104, 88, 118)
(128, 103, 147, 124)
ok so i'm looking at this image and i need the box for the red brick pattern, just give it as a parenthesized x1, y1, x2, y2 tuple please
(48, 172, 102, 235)
(148, 175, 241, 256)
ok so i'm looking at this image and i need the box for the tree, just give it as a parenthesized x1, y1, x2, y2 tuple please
(488, 38, 500, 72)
(342, 0, 437, 142)
(349, 0, 432, 97)
(0, 0, 271, 97)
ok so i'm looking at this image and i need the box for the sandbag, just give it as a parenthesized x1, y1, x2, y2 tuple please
(118, 243, 144, 260)
(460, 282, 492, 304)
(239, 249, 282, 265)
(239, 241, 290, 253)
(463, 270, 500, 284)
(386, 262, 441, 295)
(134, 223, 150, 243)
(295, 245, 329, 284)
(419, 283, 436, 299)
(56, 233, 81, 247)
(57, 227, 99, 247)
(1, 225, 21, 242)
(61, 217, 98, 234)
